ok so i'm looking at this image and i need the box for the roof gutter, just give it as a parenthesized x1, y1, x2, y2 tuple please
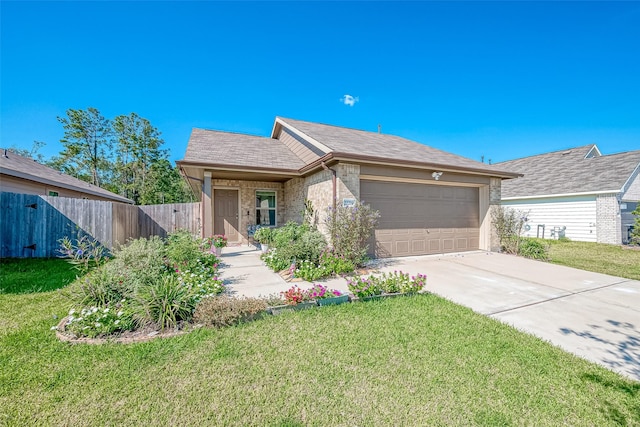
(299, 152, 521, 179)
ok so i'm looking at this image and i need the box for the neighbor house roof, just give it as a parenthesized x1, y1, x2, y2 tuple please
(494, 144, 640, 199)
(0, 149, 133, 204)
(182, 128, 306, 172)
(275, 117, 518, 177)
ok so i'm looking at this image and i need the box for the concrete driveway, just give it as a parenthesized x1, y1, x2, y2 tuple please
(220, 246, 640, 382)
(377, 251, 640, 382)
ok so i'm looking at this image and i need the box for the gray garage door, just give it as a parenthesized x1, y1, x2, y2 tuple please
(361, 180, 480, 257)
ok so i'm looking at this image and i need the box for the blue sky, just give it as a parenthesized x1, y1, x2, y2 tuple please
(2, 1, 639, 164)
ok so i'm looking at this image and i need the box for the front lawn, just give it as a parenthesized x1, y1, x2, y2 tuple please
(0, 258, 76, 294)
(546, 240, 640, 280)
(1, 278, 638, 425)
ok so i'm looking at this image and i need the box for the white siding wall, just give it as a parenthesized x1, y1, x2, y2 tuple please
(502, 195, 597, 242)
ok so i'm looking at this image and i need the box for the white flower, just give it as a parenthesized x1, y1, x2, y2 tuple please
(117, 311, 124, 317)
(50, 326, 58, 330)
(95, 322, 101, 327)
(68, 316, 75, 322)
(69, 309, 76, 315)
(103, 308, 109, 313)
(92, 307, 98, 313)
(114, 320, 120, 325)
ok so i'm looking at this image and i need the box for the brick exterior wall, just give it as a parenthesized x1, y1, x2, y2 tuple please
(596, 193, 621, 244)
(212, 179, 284, 244)
(487, 178, 503, 251)
(283, 177, 305, 224)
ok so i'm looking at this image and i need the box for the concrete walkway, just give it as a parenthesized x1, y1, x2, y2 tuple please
(218, 245, 640, 382)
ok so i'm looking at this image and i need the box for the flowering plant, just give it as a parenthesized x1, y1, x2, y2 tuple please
(174, 258, 225, 302)
(347, 276, 382, 298)
(58, 300, 134, 338)
(347, 270, 427, 298)
(281, 285, 311, 305)
(209, 235, 228, 248)
(306, 283, 342, 300)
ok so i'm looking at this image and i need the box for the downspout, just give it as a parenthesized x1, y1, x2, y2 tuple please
(322, 162, 337, 247)
(321, 162, 337, 213)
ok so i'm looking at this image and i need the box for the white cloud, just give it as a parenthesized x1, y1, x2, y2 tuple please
(340, 94, 359, 107)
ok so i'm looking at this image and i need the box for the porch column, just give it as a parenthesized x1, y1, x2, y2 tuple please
(203, 172, 213, 237)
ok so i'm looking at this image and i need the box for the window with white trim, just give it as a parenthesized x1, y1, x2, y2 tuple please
(256, 191, 276, 226)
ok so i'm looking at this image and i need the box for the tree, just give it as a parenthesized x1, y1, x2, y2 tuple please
(55, 108, 112, 186)
(139, 159, 193, 205)
(8, 141, 46, 162)
(112, 113, 166, 204)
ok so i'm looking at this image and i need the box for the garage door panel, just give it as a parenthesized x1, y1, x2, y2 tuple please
(362, 180, 480, 257)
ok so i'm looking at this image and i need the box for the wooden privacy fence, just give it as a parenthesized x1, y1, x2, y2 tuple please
(0, 192, 201, 258)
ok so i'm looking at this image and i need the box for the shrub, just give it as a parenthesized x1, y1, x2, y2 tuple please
(519, 238, 549, 260)
(491, 206, 529, 255)
(319, 250, 355, 275)
(166, 230, 216, 269)
(135, 275, 195, 330)
(347, 276, 382, 298)
(193, 296, 267, 328)
(66, 267, 128, 307)
(109, 236, 167, 288)
(324, 202, 379, 266)
(253, 227, 274, 245)
(262, 222, 327, 272)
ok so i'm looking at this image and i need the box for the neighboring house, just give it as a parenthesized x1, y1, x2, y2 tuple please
(494, 145, 640, 244)
(0, 148, 133, 204)
(177, 117, 519, 257)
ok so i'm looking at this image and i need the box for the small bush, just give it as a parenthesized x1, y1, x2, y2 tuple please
(135, 275, 195, 330)
(66, 267, 128, 307)
(194, 296, 267, 328)
(324, 202, 379, 266)
(262, 222, 327, 272)
(319, 250, 355, 275)
(491, 206, 529, 254)
(519, 238, 550, 260)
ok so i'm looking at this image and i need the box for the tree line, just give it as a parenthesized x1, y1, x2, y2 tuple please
(11, 108, 192, 205)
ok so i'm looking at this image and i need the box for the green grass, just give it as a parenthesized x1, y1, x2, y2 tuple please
(0, 258, 77, 294)
(1, 285, 638, 425)
(545, 240, 640, 280)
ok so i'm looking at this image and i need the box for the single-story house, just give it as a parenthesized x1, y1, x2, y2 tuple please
(494, 144, 640, 244)
(177, 117, 520, 257)
(0, 148, 133, 204)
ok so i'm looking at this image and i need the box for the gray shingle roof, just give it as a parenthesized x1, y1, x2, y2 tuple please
(279, 117, 512, 175)
(494, 144, 640, 198)
(0, 149, 133, 203)
(183, 128, 306, 170)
